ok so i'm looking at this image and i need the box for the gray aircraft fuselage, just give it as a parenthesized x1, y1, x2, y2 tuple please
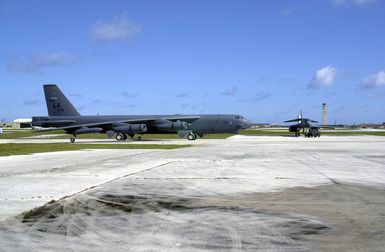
(32, 114, 251, 135)
(31, 84, 253, 141)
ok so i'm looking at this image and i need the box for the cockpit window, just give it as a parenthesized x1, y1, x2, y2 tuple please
(234, 115, 245, 120)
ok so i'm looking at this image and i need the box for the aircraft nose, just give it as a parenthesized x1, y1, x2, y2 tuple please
(241, 120, 254, 129)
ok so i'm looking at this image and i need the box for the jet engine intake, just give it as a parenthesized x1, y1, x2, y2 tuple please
(157, 121, 188, 132)
(113, 124, 147, 134)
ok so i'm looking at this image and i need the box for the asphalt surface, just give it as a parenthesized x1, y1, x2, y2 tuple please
(0, 135, 384, 251)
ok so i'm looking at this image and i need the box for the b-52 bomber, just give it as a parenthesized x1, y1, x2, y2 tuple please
(32, 84, 253, 143)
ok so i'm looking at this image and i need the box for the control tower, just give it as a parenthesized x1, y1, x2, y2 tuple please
(322, 103, 327, 126)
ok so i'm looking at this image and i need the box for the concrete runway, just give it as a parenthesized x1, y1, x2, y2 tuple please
(0, 135, 385, 251)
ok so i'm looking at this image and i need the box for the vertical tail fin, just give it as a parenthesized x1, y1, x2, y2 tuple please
(44, 84, 80, 116)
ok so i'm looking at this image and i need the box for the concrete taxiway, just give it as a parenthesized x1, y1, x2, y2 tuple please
(0, 135, 385, 251)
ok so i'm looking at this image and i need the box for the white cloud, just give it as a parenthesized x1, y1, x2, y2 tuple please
(236, 92, 272, 102)
(308, 66, 338, 89)
(121, 91, 138, 98)
(22, 100, 41, 106)
(331, 0, 376, 6)
(176, 93, 190, 98)
(331, 0, 346, 5)
(360, 70, 385, 89)
(6, 52, 80, 74)
(282, 7, 295, 16)
(90, 14, 141, 41)
(352, 0, 376, 5)
(221, 86, 238, 96)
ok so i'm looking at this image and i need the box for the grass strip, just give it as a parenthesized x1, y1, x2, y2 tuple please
(241, 129, 385, 136)
(0, 130, 63, 139)
(240, 129, 287, 135)
(320, 131, 385, 136)
(0, 130, 235, 139)
(0, 143, 191, 157)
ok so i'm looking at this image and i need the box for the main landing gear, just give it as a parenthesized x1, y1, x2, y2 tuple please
(115, 133, 127, 141)
(187, 132, 197, 141)
(116, 133, 142, 141)
(69, 134, 77, 143)
(306, 128, 321, 138)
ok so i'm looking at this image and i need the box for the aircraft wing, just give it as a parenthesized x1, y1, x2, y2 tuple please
(160, 115, 201, 123)
(284, 119, 301, 123)
(35, 115, 201, 132)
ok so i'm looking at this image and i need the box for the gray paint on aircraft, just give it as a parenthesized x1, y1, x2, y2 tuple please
(32, 84, 253, 142)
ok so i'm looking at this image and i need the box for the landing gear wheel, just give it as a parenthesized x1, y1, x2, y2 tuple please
(123, 134, 128, 140)
(70, 137, 76, 143)
(138, 136, 142, 141)
(116, 133, 124, 141)
(187, 133, 196, 141)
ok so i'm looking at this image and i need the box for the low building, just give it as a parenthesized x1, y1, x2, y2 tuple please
(0, 121, 13, 128)
(12, 118, 32, 129)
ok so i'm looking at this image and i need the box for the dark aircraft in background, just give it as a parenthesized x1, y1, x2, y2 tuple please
(32, 84, 253, 143)
(284, 111, 321, 137)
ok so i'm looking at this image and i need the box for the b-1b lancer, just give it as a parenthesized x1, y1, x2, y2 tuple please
(284, 111, 321, 137)
(32, 84, 253, 143)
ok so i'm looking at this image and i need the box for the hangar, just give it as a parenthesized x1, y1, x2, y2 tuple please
(12, 118, 32, 129)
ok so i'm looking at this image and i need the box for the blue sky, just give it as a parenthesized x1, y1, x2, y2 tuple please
(1, 0, 384, 124)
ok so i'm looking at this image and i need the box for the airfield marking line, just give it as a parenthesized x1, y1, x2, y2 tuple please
(0, 150, 162, 178)
(72, 161, 180, 209)
(1, 149, 176, 222)
(298, 157, 339, 185)
(28, 160, 177, 209)
(299, 157, 363, 226)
